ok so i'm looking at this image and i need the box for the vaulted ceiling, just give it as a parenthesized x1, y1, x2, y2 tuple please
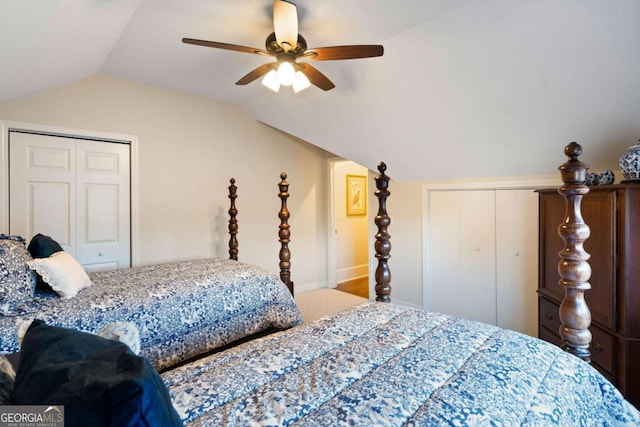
(2, 0, 639, 180)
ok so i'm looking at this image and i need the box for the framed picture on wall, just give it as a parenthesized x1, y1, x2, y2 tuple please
(346, 174, 366, 216)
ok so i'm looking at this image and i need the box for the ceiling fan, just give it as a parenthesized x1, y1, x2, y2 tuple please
(182, 0, 384, 92)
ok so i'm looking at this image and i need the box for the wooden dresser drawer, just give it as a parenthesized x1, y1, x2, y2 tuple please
(539, 297, 615, 375)
(539, 297, 561, 337)
(590, 324, 616, 376)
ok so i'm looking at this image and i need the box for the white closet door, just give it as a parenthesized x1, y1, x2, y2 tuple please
(75, 140, 130, 271)
(496, 189, 538, 336)
(9, 132, 131, 271)
(9, 133, 77, 253)
(428, 190, 496, 324)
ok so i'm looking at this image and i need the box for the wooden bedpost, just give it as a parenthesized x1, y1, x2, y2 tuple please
(228, 178, 239, 261)
(374, 162, 392, 302)
(278, 172, 293, 295)
(557, 142, 592, 361)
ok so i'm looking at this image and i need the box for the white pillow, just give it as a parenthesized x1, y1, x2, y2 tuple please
(26, 252, 91, 298)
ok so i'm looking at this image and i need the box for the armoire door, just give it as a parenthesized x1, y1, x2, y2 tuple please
(9, 131, 131, 271)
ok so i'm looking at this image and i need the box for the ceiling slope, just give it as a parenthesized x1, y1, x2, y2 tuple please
(0, 0, 143, 102)
(1, 0, 639, 181)
(248, 0, 640, 180)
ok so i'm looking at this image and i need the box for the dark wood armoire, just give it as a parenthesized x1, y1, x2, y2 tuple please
(538, 184, 640, 407)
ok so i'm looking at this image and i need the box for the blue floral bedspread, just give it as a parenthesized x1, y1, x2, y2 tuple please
(163, 302, 640, 426)
(0, 258, 302, 370)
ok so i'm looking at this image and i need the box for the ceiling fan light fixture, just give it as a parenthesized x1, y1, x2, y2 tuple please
(277, 61, 296, 86)
(262, 69, 281, 92)
(293, 71, 311, 93)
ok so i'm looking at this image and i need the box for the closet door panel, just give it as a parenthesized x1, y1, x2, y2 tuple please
(9, 132, 76, 254)
(496, 189, 538, 336)
(76, 140, 130, 271)
(459, 190, 496, 325)
(428, 190, 496, 324)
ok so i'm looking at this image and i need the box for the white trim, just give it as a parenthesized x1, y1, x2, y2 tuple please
(420, 175, 559, 310)
(295, 280, 328, 294)
(0, 119, 140, 266)
(336, 264, 369, 284)
(422, 175, 561, 192)
(326, 157, 340, 289)
(0, 121, 9, 232)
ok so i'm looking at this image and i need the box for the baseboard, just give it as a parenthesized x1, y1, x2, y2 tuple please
(336, 264, 368, 284)
(294, 281, 328, 294)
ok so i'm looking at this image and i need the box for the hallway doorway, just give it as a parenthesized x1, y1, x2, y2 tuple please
(329, 159, 370, 299)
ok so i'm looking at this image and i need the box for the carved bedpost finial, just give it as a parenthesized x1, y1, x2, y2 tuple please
(278, 172, 293, 295)
(374, 162, 392, 302)
(557, 142, 592, 361)
(228, 178, 238, 261)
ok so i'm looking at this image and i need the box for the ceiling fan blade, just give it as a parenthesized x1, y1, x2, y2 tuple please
(182, 38, 269, 56)
(273, 0, 298, 52)
(236, 63, 276, 85)
(303, 45, 384, 61)
(298, 63, 335, 91)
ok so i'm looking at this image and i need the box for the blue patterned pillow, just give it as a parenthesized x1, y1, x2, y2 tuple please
(0, 235, 38, 315)
(0, 354, 16, 404)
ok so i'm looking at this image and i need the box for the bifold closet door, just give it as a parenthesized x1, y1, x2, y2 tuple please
(495, 189, 538, 337)
(9, 131, 131, 271)
(427, 190, 497, 325)
(427, 188, 538, 335)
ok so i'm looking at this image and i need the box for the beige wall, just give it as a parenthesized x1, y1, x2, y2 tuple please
(0, 74, 332, 288)
(372, 179, 424, 307)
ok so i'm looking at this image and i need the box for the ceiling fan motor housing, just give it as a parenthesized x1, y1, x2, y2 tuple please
(265, 32, 310, 61)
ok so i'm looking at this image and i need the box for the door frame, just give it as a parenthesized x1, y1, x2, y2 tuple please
(0, 119, 140, 265)
(326, 157, 341, 290)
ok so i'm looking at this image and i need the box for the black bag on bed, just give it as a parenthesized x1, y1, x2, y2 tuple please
(27, 233, 63, 258)
(14, 320, 183, 427)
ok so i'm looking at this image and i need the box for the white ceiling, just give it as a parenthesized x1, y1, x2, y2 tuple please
(2, 0, 639, 180)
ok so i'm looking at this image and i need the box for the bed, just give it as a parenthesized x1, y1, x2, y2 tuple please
(3, 143, 640, 426)
(158, 146, 639, 425)
(0, 175, 302, 371)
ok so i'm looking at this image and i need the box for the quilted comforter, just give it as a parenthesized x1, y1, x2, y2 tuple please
(163, 302, 640, 426)
(0, 258, 302, 370)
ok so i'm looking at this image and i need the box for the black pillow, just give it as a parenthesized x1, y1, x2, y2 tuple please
(14, 320, 182, 427)
(0, 354, 15, 404)
(27, 234, 63, 258)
